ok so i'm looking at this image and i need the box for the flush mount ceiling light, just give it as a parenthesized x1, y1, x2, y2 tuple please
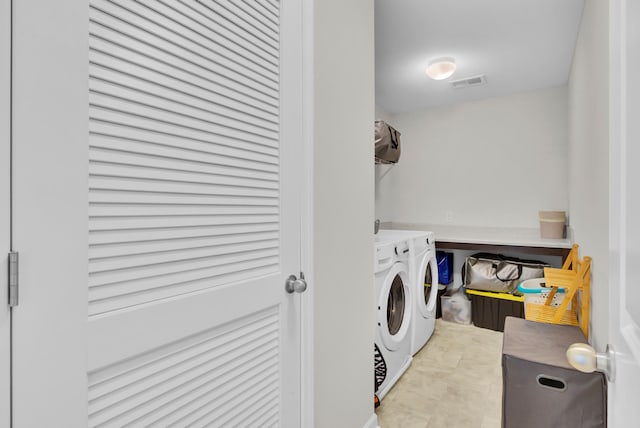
(426, 57, 456, 80)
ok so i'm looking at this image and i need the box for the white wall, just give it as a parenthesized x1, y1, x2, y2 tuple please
(314, 1, 375, 427)
(375, 104, 392, 122)
(377, 87, 569, 228)
(568, 0, 609, 350)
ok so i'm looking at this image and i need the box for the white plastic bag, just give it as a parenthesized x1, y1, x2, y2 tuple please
(441, 289, 472, 324)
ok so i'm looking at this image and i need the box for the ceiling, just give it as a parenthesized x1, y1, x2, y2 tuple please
(375, 0, 585, 114)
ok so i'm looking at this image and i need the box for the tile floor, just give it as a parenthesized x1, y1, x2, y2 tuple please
(376, 319, 504, 428)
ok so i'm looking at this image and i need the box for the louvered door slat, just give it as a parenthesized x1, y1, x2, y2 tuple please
(89, 237, 278, 272)
(89, 222, 278, 245)
(111, 0, 280, 82)
(236, 399, 280, 428)
(201, 0, 278, 46)
(98, 350, 279, 427)
(89, 334, 278, 419)
(216, 0, 278, 36)
(168, 363, 279, 428)
(89, 216, 279, 234)
(136, 0, 279, 71)
(90, 56, 278, 128)
(225, 390, 281, 428)
(89, 150, 278, 182)
(91, 0, 279, 88)
(90, 109, 279, 158)
(88, 246, 278, 287)
(89, 40, 278, 118)
(265, 0, 280, 12)
(89, 133, 279, 173)
(90, 93, 279, 151)
(89, 263, 279, 315)
(90, 179, 277, 201)
(254, 0, 279, 19)
(189, 374, 279, 427)
(89, 230, 279, 260)
(89, 192, 278, 209)
(88, 312, 278, 398)
(88, 309, 280, 427)
(244, 1, 278, 31)
(89, 69, 278, 136)
(90, 1, 278, 96)
(89, 87, 279, 146)
(90, 162, 277, 191)
(89, 203, 279, 218)
(157, 0, 279, 63)
(89, 24, 278, 114)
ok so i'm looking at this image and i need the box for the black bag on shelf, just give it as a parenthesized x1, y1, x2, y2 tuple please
(462, 253, 549, 294)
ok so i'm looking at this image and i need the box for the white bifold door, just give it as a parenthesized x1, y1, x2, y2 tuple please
(10, 1, 305, 426)
(608, 0, 640, 425)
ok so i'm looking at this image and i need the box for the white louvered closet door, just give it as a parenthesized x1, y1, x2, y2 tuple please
(12, 0, 303, 427)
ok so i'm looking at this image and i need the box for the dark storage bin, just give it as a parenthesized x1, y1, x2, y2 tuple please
(502, 317, 607, 428)
(466, 289, 524, 332)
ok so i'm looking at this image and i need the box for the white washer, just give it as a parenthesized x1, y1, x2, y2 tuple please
(377, 229, 440, 355)
(374, 233, 413, 400)
(408, 231, 439, 355)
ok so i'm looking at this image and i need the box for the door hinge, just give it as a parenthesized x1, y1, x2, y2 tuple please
(8, 252, 18, 307)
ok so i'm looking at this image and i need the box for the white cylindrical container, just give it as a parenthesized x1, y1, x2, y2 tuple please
(539, 210, 566, 239)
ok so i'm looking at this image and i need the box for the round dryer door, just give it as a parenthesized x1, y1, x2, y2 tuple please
(378, 263, 412, 351)
(418, 252, 439, 318)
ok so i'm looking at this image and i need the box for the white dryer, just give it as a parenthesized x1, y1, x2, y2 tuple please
(374, 234, 413, 400)
(408, 231, 439, 355)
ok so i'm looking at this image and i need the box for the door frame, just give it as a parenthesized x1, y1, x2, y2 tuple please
(301, 0, 315, 426)
(1, 0, 11, 425)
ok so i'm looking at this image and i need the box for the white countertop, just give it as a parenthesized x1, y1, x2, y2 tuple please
(386, 223, 573, 249)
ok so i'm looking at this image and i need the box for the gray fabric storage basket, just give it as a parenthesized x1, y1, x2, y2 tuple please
(502, 317, 606, 428)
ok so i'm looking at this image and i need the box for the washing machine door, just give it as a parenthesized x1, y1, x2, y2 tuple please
(378, 262, 412, 351)
(417, 250, 439, 318)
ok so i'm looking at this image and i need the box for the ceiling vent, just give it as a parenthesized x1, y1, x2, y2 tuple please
(450, 74, 487, 89)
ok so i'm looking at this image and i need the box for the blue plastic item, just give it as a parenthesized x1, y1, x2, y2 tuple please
(436, 251, 453, 285)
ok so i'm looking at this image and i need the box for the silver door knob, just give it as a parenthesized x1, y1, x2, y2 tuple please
(285, 273, 308, 294)
(566, 343, 615, 381)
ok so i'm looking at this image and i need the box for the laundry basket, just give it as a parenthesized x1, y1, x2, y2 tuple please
(517, 278, 568, 317)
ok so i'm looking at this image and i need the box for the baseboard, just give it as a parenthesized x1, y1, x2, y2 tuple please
(376, 355, 412, 400)
(363, 413, 380, 428)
